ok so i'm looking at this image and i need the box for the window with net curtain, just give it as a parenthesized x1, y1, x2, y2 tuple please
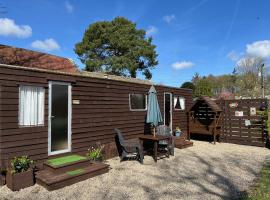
(19, 86, 45, 126)
(129, 94, 147, 111)
(174, 96, 185, 110)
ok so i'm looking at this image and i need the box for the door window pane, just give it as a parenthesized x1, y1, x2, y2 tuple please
(164, 94, 171, 126)
(51, 84, 69, 152)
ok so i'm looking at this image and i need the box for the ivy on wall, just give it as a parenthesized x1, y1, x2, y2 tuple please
(257, 109, 270, 136)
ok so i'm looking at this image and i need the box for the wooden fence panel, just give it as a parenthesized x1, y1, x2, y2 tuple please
(216, 99, 268, 147)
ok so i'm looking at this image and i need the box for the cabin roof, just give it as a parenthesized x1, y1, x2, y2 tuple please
(189, 96, 222, 112)
(80, 71, 153, 85)
(0, 64, 195, 90)
(0, 63, 155, 85)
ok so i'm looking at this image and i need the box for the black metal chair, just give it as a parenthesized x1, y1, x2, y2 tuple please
(114, 128, 144, 164)
(156, 125, 175, 156)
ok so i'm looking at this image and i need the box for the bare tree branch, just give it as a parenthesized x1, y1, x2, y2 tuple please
(235, 56, 265, 97)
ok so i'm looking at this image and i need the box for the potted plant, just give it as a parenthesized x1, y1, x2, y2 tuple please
(0, 168, 7, 186)
(6, 156, 35, 191)
(175, 127, 182, 137)
(86, 142, 105, 162)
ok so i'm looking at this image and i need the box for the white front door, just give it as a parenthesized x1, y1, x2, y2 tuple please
(164, 92, 173, 131)
(48, 81, 72, 155)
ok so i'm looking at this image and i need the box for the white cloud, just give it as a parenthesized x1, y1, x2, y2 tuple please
(172, 61, 194, 70)
(163, 14, 176, 23)
(146, 26, 158, 36)
(65, 1, 74, 13)
(227, 50, 239, 61)
(246, 40, 270, 58)
(31, 38, 60, 51)
(0, 18, 32, 38)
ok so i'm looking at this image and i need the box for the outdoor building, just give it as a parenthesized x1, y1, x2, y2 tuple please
(0, 46, 192, 168)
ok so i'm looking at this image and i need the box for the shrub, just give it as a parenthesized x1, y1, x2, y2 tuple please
(10, 156, 34, 174)
(181, 81, 195, 91)
(257, 109, 270, 136)
(193, 78, 213, 97)
(86, 142, 105, 161)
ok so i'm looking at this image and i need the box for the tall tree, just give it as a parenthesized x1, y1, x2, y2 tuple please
(193, 78, 213, 97)
(181, 81, 195, 91)
(235, 56, 265, 97)
(75, 17, 158, 79)
(192, 72, 200, 85)
(204, 74, 237, 96)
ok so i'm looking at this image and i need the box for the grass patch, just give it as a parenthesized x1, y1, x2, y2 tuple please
(66, 169, 85, 176)
(48, 155, 87, 167)
(241, 160, 270, 200)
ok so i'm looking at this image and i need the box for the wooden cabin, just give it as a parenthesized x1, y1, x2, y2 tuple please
(188, 96, 222, 143)
(0, 46, 193, 189)
(0, 63, 192, 168)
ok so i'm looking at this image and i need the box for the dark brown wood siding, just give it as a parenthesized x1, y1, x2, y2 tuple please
(0, 65, 192, 167)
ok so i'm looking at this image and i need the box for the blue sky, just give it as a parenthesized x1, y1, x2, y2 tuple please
(1, 0, 270, 86)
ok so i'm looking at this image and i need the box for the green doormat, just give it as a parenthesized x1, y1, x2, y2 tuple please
(48, 155, 87, 167)
(66, 169, 85, 176)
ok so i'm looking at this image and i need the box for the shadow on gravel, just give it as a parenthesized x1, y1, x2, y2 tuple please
(190, 134, 217, 144)
(132, 149, 258, 200)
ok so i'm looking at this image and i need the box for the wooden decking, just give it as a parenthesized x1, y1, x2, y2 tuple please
(36, 154, 109, 191)
(174, 137, 193, 149)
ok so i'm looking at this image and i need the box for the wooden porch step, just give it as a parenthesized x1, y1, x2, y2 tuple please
(36, 162, 109, 191)
(44, 155, 91, 174)
(174, 139, 193, 149)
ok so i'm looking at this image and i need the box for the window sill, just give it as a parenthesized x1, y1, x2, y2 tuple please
(130, 109, 147, 111)
(19, 124, 45, 128)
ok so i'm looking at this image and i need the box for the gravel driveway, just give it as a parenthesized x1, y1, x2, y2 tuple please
(1, 141, 269, 200)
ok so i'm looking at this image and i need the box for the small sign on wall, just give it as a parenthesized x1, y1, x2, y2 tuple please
(250, 107, 256, 116)
(235, 111, 243, 117)
(229, 102, 238, 108)
(245, 120, 251, 126)
(72, 100, 80, 105)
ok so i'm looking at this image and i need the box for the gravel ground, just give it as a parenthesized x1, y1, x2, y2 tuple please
(1, 141, 269, 200)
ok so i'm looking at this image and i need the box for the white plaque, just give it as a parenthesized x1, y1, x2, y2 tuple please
(235, 111, 243, 117)
(73, 100, 80, 105)
(250, 107, 256, 116)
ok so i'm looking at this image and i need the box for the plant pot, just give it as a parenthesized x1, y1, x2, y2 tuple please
(6, 169, 34, 191)
(92, 160, 103, 163)
(0, 174, 6, 186)
(90, 158, 103, 164)
(175, 131, 182, 137)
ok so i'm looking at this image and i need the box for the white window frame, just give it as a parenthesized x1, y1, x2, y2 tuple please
(164, 92, 173, 132)
(18, 85, 45, 127)
(48, 81, 72, 156)
(174, 96, 185, 110)
(129, 93, 147, 111)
